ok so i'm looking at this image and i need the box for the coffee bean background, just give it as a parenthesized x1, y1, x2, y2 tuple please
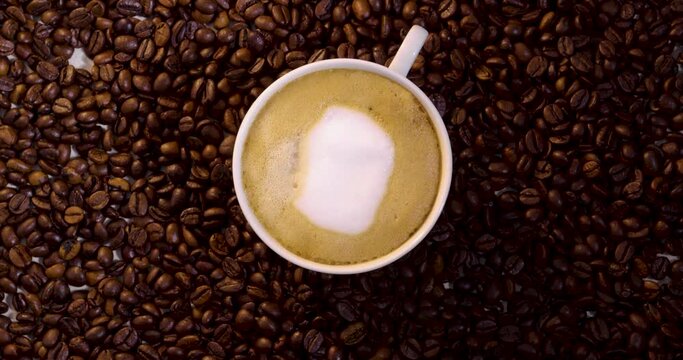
(0, 0, 682, 359)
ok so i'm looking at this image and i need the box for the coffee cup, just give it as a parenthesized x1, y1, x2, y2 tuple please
(233, 25, 452, 274)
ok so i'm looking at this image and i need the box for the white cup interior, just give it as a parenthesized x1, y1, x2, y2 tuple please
(232, 59, 453, 274)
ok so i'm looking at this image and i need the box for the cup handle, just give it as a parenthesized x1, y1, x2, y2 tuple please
(388, 25, 429, 77)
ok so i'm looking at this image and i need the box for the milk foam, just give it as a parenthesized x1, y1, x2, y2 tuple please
(294, 106, 395, 235)
(241, 69, 441, 264)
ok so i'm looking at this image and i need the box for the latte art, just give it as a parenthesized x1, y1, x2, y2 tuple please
(295, 106, 396, 235)
(241, 69, 441, 265)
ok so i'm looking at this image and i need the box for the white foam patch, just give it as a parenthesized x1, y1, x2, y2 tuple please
(294, 106, 395, 235)
(68, 48, 93, 70)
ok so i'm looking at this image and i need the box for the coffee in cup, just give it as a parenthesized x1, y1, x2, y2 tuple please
(240, 68, 441, 265)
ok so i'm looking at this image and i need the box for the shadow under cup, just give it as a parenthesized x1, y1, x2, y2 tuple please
(233, 59, 452, 274)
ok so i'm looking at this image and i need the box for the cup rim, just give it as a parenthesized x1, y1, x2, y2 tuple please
(232, 58, 453, 274)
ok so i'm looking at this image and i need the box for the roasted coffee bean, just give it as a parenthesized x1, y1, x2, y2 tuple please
(117, 0, 142, 16)
(583, 160, 601, 178)
(196, 0, 218, 13)
(623, 181, 643, 199)
(400, 338, 421, 360)
(303, 329, 323, 353)
(0, 37, 14, 56)
(115, 35, 139, 53)
(524, 129, 546, 155)
(570, 52, 593, 73)
(614, 241, 635, 263)
(352, 0, 372, 20)
(137, 344, 160, 360)
(180, 207, 201, 225)
(9, 245, 32, 268)
(651, 257, 669, 280)
(53, 98, 74, 115)
(59, 240, 81, 261)
(557, 36, 574, 56)
(285, 51, 307, 68)
(526, 56, 548, 77)
(519, 188, 541, 206)
(543, 103, 564, 125)
(598, 40, 616, 58)
(0, 125, 18, 146)
(315, 0, 333, 20)
(127, 225, 147, 247)
(255, 16, 276, 31)
(569, 89, 589, 110)
(190, 285, 212, 306)
(8, 193, 30, 214)
(64, 206, 85, 224)
(112, 326, 138, 350)
(37, 61, 59, 81)
(340, 322, 366, 345)
(86, 191, 109, 210)
(128, 192, 148, 216)
(68, 7, 93, 28)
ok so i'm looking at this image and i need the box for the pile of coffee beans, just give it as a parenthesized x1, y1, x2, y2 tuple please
(0, 0, 682, 359)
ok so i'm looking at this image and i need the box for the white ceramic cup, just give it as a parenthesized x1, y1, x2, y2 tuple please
(233, 25, 452, 274)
